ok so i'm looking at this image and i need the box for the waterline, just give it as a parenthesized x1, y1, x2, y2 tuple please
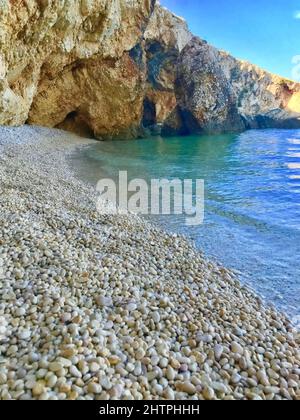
(96, 171, 205, 226)
(70, 129, 300, 320)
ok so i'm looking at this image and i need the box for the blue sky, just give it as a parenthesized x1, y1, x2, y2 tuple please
(160, 0, 300, 80)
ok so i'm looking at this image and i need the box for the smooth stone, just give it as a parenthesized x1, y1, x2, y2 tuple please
(49, 362, 63, 373)
(214, 345, 224, 360)
(203, 387, 215, 400)
(166, 366, 176, 381)
(177, 382, 197, 395)
(231, 373, 242, 384)
(70, 366, 82, 378)
(257, 371, 270, 386)
(151, 312, 161, 323)
(96, 296, 112, 307)
(87, 382, 102, 394)
(231, 342, 244, 355)
(18, 330, 31, 340)
(32, 383, 45, 397)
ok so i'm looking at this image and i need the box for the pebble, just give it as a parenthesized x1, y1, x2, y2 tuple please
(70, 366, 82, 378)
(90, 362, 100, 373)
(164, 387, 175, 400)
(197, 334, 213, 344)
(0, 127, 299, 402)
(231, 373, 242, 385)
(203, 386, 215, 400)
(47, 375, 58, 388)
(212, 382, 227, 394)
(96, 296, 112, 307)
(0, 373, 7, 385)
(49, 362, 63, 373)
(87, 382, 102, 394)
(214, 345, 224, 360)
(135, 349, 146, 360)
(109, 384, 124, 399)
(18, 330, 31, 340)
(166, 366, 176, 381)
(151, 312, 161, 324)
(257, 370, 270, 387)
(231, 342, 244, 355)
(159, 358, 168, 369)
(29, 353, 40, 363)
(15, 308, 26, 317)
(32, 383, 45, 397)
(16, 368, 27, 379)
(177, 382, 197, 395)
(61, 313, 72, 323)
(127, 303, 137, 312)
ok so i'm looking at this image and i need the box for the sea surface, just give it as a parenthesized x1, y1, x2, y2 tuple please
(71, 129, 300, 324)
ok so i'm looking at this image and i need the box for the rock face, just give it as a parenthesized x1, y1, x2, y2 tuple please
(164, 38, 300, 135)
(164, 38, 245, 135)
(143, 4, 192, 132)
(0, 0, 156, 139)
(0, 1, 300, 139)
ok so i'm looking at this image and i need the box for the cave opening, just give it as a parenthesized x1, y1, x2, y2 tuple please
(142, 98, 157, 128)
(56, 110, 95, 139)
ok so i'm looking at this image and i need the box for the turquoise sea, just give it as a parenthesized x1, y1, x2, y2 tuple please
(71, 129, 300, 324)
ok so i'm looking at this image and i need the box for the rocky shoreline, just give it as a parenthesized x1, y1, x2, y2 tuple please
(0, 126, 299, 400)
(1, 1, 300, 140)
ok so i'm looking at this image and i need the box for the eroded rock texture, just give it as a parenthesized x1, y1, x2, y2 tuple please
(0, 1, 300, 139)
(164, 38, 300, 135)
(143, 4, 192, 131)
(0, 0, 156, 139)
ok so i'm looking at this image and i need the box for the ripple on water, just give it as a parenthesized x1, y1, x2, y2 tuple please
(70, 129, 300, 320)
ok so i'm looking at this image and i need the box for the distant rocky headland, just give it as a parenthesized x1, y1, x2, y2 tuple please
(0, 0, 300, 140)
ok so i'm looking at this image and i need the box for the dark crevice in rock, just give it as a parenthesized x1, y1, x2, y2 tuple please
(146, 40, 178, 91)
(129, 43, 145, 71)
(162, 107, 190, 136)
(149, 0, 156, 16)
(56, 110, 95, 139)
(142, 98, 156, 127)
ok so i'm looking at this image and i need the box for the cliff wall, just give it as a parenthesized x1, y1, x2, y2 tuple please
(0, 1, 299, 139)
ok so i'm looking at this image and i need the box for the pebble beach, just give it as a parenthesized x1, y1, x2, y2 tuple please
(0, 126, 299, 400)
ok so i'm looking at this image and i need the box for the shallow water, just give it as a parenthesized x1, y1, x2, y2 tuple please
(71, 129, 300, 322)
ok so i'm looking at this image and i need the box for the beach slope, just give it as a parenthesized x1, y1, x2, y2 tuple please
(0, 126, 299, 400)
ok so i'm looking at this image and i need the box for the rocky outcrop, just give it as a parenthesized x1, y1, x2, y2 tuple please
(0, 1, 300, 139)
(163, 38, 300, 135)
(0, 0, 193, 140)
(142, 4, 192, 132)
(30, 52, 147, 140)
(163, 38, 245, 135)
(0, 0, 156, 139)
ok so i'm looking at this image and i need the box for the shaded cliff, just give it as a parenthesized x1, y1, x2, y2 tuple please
(143, 4, 192, 132)
(163, 38, 300, 135)
(0, 1, 300, 139)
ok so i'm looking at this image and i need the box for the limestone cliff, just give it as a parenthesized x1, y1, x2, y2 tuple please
(0, 0, 156, 139)
(0, 1, 300, 139)
(143, 4, 192, 130)
(163, 38, 300, 135)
